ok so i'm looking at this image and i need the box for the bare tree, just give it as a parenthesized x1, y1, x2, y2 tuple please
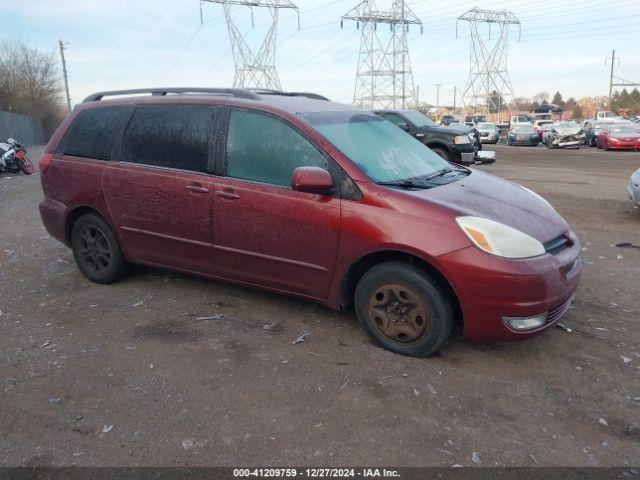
(532, 91, 549, 105)
(0, 41, 65, 138)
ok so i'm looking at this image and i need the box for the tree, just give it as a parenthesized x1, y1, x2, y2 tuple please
(488, 90, 506, 113)
(571, 104, 583, 119)
(0, 41, 65, 138)
(552, 91, 564, 106)
(532, 91, 549, 105)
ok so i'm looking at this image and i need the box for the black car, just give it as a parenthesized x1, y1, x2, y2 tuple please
(374, 110, 482, 165)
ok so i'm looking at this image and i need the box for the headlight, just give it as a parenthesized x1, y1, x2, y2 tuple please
(610, 137, 620, 142)
(454, 135, 471, 144)
(455, 216, 546, 259)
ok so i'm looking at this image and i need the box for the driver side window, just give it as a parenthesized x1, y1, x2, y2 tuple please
(384, 113, 407, 127)
(225, 109, 328, 188)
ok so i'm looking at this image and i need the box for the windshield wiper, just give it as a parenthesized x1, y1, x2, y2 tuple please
(423, 167, 455, 181)
(376, 179, 433, 189)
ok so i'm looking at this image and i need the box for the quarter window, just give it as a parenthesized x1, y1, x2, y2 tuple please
(225, 110, 328, 187)
(58, 106, 126, 160)
(121, 106, 215, 173)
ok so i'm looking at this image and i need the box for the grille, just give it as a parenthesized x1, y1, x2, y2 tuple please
(544, 235, 569, 255)
(547, 297, 573, 325)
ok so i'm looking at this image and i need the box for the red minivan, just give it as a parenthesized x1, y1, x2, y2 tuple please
(39, 88, 581, 357)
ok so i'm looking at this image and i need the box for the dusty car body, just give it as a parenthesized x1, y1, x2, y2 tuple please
(629, 169, 640, 209)
(38, 87, 580, 358)
(507, 124, 539, 146)
(476, 122, 499, 144)
(544, 122, 584, 149)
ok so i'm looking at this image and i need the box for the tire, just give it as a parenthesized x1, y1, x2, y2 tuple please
(354, 261, 453, 357)
(71, 213, 128, 284)
(18, 157, 34, 175)
(431, 147, 452, 162)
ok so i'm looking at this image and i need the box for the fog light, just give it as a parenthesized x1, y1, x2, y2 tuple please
(502, 313, 547, 331)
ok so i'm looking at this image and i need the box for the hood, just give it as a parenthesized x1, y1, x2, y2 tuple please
(404, 170, 568, 242)
(443, 123, 473, 134)
(609, 131, 640, 140)
(553, 124, 581, 135)
(420, 125, 470, 136)
(477, 127, 496, 134)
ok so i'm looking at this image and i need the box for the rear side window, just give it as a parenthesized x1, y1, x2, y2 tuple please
(57, 106, 125, 159)
(121, 106, 215, 173)
(225, 109, 327, 187)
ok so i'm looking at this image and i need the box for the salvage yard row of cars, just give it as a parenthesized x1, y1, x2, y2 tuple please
(37, 87, 579, 358)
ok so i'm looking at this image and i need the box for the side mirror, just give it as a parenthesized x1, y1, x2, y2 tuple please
(291, 166, 333, 194)
(397, 122, 411, 132)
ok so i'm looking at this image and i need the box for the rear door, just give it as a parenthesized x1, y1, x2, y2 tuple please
(212, 107, 341, 299)
(103, 104, 218, 274)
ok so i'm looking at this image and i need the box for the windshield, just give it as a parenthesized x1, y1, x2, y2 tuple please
(301, 111, 450, 183)
(515, 116, 529, 122)
(477, 122, 496, 129)
(610, 126, 638, 133)
(400, 110, 436, 127)
(513, 125, 535, 133)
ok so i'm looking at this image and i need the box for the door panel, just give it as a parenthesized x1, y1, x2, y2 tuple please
(103, 164, 215, 273)
(213, 178, 340, 298)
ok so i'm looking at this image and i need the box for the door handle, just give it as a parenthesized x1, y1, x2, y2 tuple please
(216, 190, 240, 200)
(186, 185, 210, 193)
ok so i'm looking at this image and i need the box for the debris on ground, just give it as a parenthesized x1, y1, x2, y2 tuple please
(471, 452, 481, 464)
(131, 300, 144, 307)
(195, 314, 224, 321)
(101, 425, 113, 433)
(625, 423, 640, 441)
(48, 397, 61, 405)
(621, 356, 632, 364)
(614, 242, 640, 249)
(427, 383, 438, 395)
(292, 332, 310, 344)
(529, 454, 540, 465)
(413, 389, 420, 397)
(262, 323, 281, 332)
(599, 418, 608, 426)
(182, 438, 195, 450)
(556, 323, 572, 332)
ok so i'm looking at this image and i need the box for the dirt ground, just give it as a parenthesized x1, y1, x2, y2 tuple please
(1, 144, 639, 468)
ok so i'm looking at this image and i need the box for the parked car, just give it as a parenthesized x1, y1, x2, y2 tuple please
(373, 109, 493, 165)
(439, 114, 458, 126)
(534, 120, 554, 140)
(510, 115, 531, 128)
(629, 168, 640, 209)
(543, 122, 584, 149)
(476, 122, 499, 144)
(585, 122, 610, 147)
(596, 124, 640, 151)
(507, 124, 540, 146)
(39, 87, 581, 358)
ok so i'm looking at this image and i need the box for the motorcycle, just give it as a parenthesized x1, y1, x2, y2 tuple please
(0, 138, 34, 175)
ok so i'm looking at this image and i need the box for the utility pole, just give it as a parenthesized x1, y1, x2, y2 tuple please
(58, 39, 71, 112)
(608, 49, 616, 100)
(435, 83, 442, 115)
(453, 86, 457, 111)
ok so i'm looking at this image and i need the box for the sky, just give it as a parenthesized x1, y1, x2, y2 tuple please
(3, 0, 640, 108)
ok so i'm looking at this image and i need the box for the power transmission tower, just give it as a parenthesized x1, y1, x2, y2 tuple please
(457, 8, 520, 117)
(342, 0, 422, 109)
(200, 0, 298, 90)
(58, 39, 71, 112)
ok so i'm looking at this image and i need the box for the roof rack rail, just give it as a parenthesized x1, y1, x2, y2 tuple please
(249, 89, 330, 101)
(82, 88, 261, 103)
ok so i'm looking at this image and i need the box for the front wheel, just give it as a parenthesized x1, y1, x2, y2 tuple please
(430, 147, 452, 162)
(18, 156, 34, 175)
(71, 213, 128, 284)
(354, 262, 453, 357)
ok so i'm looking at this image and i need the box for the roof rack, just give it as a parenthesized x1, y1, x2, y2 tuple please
(249, 89, 330, 101)
(82, 88, 261, 103)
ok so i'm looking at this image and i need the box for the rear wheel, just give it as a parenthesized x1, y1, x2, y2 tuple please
(18, 156, 34, 174)
(71, 214, 128, 284)
(354, 262, 453, 357)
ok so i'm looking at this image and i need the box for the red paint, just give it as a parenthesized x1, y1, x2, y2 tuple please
(597, 128, 640, 150)
(39, 94, 581, 342)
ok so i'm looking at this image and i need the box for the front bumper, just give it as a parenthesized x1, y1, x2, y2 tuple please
(607, 141, 640, 150)
(437, 237, 582, 342)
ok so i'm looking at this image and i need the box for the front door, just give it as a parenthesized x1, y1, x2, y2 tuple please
(212, 108, 341, 299)
(103, 105, 217, 274)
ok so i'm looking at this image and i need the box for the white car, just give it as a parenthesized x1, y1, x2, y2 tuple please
(630, 168, 640, 209)
(476, 122, 499, 144)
